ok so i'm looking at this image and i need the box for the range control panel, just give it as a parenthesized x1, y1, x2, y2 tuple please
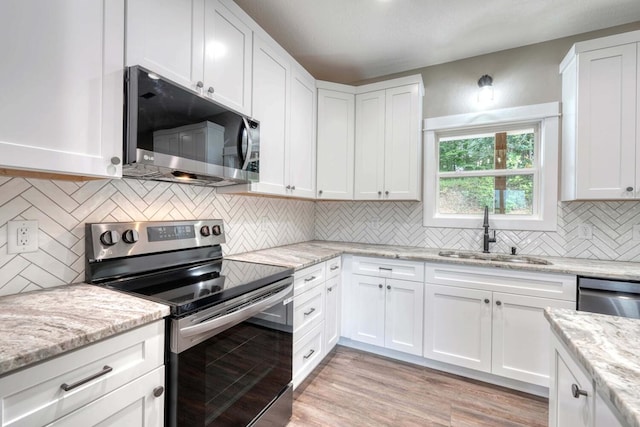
(86, 219, 225, 261)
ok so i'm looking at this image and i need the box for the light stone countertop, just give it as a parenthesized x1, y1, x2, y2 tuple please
(226, 240, 640, 280)
(545, 309, 640, 427)
(0, 284, 169, 377)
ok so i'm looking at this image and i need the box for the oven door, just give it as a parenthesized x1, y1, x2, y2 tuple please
(167, 280, 293, 427)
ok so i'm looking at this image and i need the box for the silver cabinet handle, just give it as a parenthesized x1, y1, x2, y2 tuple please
(303, 349, 315, 359)
(496, 300, 502, 306)
(379, 267, 392, 272)
(291, 185, 296, 190)
(387, 285, 391, 290)
(385, 190, 389, 196)
(207, 86, 215, 94)
(571, 384, 588, 398)
(61, 365, 113, 391)
(304, 307, 316, 316)
(378, 284, 383, 289)
(286, 185, 291, 190)
(327, 286, 333, 292)
(196, 81, 204, 88)
(304, 276, 316, 282)
(330, 265, 339, 271)
(484, 298, 490, 304)
(110, 157, 121, 165)
(153, 386, 164, 398)
(377, 191, 382, 196)
(627, 186, 634, 192)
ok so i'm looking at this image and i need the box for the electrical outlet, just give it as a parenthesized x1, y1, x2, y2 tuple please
(260, 216, 269, 231)
(633, 225, 640, 242)
(369, 217, 380, 229)
(577, 223, 593, 240)
(7, 220, 38, 253)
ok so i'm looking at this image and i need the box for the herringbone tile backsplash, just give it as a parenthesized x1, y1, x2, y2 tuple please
(0, 177, 315, 296)
(315, 200, 640, 262)
(3, 176, 640, 296)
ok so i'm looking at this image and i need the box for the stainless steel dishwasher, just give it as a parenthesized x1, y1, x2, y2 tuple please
(578, 277, 640, 319)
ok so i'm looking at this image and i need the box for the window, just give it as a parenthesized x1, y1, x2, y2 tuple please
(424, 103, 559, 231)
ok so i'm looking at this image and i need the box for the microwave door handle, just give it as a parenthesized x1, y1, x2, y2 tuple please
(241, 117, 253, 171)
(179, 284, 292, 338)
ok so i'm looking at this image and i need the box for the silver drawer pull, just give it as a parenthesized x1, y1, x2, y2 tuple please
(304, 307, 316, 316)
(571, 384, 588, 398)
(330, 265, 339, 271)
(303, 349, 315, 359)
(327, 287, 333, 292)
(304, 276, 317, 282)
(379, 267, 392, 272)
(61, 365, 113, 392)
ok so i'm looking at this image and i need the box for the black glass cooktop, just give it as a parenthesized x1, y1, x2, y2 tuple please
(103, 259, 293, 316)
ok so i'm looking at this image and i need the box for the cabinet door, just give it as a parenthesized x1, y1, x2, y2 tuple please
(316, 89, 355, 200)
(384, 84, 421, 200)
(492, 293, 575, 386)
(47, 367, 165, 427)
(350, 274, 385, 347)
(203, 0, 252, 115)
(424, 284, 492, 372)
(0, 0, 124, 179)
(252, 36, 289, 195)
(384, 279, 423, 356)
(550, 344, 593, 427)
(126, 0, 203, 91)
(288, 66, 317, 198)
(324, 276, 341, 355)
(575, 43, 637, 199)
(595, 392, 623, 427)
(354, 90, 386, 200)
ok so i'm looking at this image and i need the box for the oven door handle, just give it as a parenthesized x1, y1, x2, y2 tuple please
(179, 284, 293, 338)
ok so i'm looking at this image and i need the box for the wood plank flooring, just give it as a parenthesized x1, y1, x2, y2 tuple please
(288, 346, 548, 427)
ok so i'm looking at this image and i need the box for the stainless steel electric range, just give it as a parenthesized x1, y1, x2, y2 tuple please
(85, 219, 294, 427)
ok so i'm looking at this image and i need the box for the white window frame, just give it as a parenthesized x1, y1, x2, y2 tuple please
(423, 102, 560, 231)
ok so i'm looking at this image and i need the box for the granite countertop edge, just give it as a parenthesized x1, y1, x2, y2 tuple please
(545, 309, 640, 427)
(0, 284, 170, 377)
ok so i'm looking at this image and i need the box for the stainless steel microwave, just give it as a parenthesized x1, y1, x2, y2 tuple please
(123, 66, 259, 186)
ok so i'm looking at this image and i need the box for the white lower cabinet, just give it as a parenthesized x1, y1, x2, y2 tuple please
(549, 331, 623, 427)
(423, 263, 576, 387)
(292, 257, 342, 388)
(347, 257, 425, 356)
(0, 320, 165, 427)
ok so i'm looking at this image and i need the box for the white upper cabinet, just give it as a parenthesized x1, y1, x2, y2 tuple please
(0, 0, 124, 179)
(203, 0, 253, 115)
(126, 0, 201, 91)
(251, 35, 289, 195)
(287, 65, 317, 198)
(354, 76, 423, 201)
(316, 83, 356, 200)
(560, 30, 640, 200)
(126, 0, 253, 115)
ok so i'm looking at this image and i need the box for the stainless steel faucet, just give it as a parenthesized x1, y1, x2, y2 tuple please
(483, 206, 497, 253)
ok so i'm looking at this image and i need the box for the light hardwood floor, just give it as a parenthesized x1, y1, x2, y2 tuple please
(289, 346, 548, 427)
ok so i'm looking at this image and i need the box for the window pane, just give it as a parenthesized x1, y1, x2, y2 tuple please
(439, 175, 533, 215)
(438, 128, 535, 172)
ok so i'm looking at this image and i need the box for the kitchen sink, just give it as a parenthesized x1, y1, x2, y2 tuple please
(437, 250, 552, 265)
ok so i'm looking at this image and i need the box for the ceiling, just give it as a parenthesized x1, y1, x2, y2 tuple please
(234, 0, 640, 83)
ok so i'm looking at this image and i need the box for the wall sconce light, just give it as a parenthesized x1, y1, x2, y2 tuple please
(477, 74, 494, 103)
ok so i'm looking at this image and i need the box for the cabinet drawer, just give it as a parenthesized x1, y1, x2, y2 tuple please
(293, 322, 324, 389)
(294, 263, 326, 295)
(47, 366, 165, 427)
(293, 284, 324, 337)
(325, 257, 342, 279)
(352, 256, 424, 282)
(0, 320, 164, 427)
(425, 262, 577, 301)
